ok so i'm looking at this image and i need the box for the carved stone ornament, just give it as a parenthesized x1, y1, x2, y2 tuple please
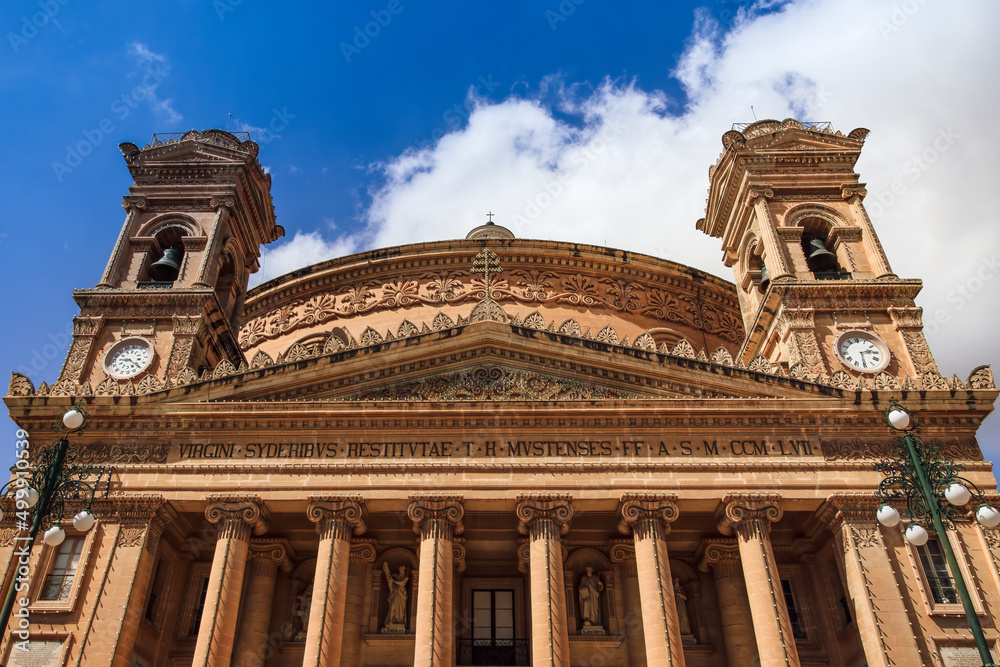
(407, 494, 465, 537)
(617, 492, 679, 535)
(205, 495, 270, 539)
(248, 540, 294, 572)
(822, 437, 981, 462)
(117, 527, 146, 548)
(697, 539, 742, 577)
(968, 365, 995, 389)
(515, 493, 573, 535)
(354, 364, 636, 402)
(8, 372, 34, 396)
(76, 442, 170, 465)
(306, 495, 367, 539)
(717, 493, 782, 539)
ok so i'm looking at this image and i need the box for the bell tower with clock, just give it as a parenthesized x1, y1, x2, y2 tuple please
(52, 130, 283, 395)
(697, 119, 940, 388)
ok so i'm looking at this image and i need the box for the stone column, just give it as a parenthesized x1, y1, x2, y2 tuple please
(717, 493, 800, 667)
(516, 493, 573, 667)
(192, 495, 269, 667)
(232, 541, 293, 667)
(750, 190, 793, 280)
(343, 540, 378, 667)
(617, 493, 685, 667)
(609, 539, 647, 667)
(409, 494, 465, 667)
(698, 539, 758, 666)
(818, 494, 922, 667)
(302, 495, 367, 667)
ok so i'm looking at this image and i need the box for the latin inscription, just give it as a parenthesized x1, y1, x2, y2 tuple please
(175, 438, 817, 460)
(8, 640, 63, 667)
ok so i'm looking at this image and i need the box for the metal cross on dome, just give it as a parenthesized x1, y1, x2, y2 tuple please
(472, 247, 502, 302)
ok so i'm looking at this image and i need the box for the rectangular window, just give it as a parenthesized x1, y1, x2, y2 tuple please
(471, 589, 516, 665)
(40, 537, 85, 601)
(190, 576, 211, 635)
(917, 539, 959, 604)
(781, 579, 806, 640)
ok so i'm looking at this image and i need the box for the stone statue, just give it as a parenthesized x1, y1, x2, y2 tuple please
(578, 567, 605, 630)
(293, 587, 312, 639)
(674, 578, 692, 636)
(383, 562, 409, 631)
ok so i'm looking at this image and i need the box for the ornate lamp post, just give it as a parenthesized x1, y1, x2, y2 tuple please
(876, 398, 999, 666)
(0, 404, 109, 654)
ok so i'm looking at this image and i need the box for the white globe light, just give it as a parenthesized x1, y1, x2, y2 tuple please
(888, 409, 913, 430)
(62, 408, 85, 431)
(17, 487, 39, 508)
(944, 483, 972, 506)
(877, 505, 901, 527)
(905, 524, 929, 546)
(43, 525, 66, 547)
(977, 506, 1000, 529)
(73, 510, 96, 532)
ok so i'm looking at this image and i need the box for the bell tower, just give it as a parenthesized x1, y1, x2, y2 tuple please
(697, 119, 939, 386)
(56, 129, 283, 393)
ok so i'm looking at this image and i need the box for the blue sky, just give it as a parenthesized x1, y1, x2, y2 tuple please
(2, 0, 999, 470)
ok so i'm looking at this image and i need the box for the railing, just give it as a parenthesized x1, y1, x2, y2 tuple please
(813, 271, 852, 280)
(456, 638, 530, 666)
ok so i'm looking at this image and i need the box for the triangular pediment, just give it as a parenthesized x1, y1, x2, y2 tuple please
(128, 319, 843, 405)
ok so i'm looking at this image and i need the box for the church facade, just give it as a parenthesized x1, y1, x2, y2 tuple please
(2, 120, 998, 667)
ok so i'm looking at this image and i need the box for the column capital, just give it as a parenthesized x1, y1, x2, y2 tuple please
(408, 494, 464, 536)
(205, 494, 270, 539)
(307, 494, 367, 537)
(515, 493, 573, 535)
(697, 538, 742, 576)
(617, 492, 679, 535)
(815, 492, 881, 529)
(716, 492, 781, 537)
(248, 539, 295, 572)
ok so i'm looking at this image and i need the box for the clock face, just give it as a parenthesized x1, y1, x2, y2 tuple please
(104, 337, 155, 379)
(835, 331, 889, 373)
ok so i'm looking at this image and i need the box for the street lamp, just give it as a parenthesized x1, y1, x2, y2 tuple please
(876, 398, 998, 666)
(0, 404, 110, 656)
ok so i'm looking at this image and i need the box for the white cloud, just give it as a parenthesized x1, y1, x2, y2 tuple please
(126, 42, 182, 124)
(252, 231, 359, 287)
(265, 0, 1000, 453)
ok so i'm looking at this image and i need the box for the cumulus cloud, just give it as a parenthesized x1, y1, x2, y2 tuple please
(253, 230, 359, 286)
(262, 0, 1000, 449)
(126, 42, 182, 124)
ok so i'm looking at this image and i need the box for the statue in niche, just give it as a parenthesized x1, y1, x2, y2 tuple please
(382, 562, 409, 632)
(578, 567, 605, 634)
(293, 586, 312, 640)
(674, 578, 696, 644)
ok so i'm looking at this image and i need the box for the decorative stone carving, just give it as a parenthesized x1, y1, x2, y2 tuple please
(902, 330, 938, 374)
(213, 359, 237, 379)
(968, 365, 995, 389)
(717, 492, 782, 539)
(306, 495, 366, 538)
(670, 339, 695, 358)
(354, 364, 636, 401)
(407, 494, 465, 537)
(516, 494, 573, 536)
(250, 350, 274, 369)
(77, 442, 169, 464)
(205, 495, 270, 539)
(59, 339, 93, 383)
(8, 373, 34, 396)
(710, 347, 733, 365)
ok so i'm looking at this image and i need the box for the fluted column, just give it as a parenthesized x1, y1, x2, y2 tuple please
(516, 493, 574, 667)
(409, 494, 465, 667)
(301, 495, 367, 667)
(618, 493, 685, 667)
(818, 494, 922, 667)
(232, 541, 293, 667)
(192, 495, 269, 667)
(717, 493, 800, 667)
(698, 539, 758, 666)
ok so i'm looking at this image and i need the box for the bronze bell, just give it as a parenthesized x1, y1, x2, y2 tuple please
(758, 263, 770, 293)
(149, 247, 182, 281)
(806, 237, 839, 272)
